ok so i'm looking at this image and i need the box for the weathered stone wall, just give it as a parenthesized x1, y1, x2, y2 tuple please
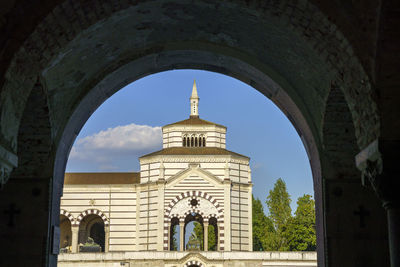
(1, 1, 399, 267)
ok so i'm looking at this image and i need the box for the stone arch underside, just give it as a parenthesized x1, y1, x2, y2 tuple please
(0, 1, 384, 266)
(0, 0, 379, 161)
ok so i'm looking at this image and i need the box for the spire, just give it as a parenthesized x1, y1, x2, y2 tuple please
(191, 80, 198, 98)
(190, 80, 199, 117)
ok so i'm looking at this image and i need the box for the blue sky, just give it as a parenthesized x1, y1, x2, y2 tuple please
(66, 69, 313, 214)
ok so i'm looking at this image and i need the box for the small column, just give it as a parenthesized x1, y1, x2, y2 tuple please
(385, 204, 400, 267)
(179, 220, 185, 251)
(104, 225, 110, 252)
(216, 224, 220, 251)
(166, 221, 171, 251)
(71, 226, 79, 253)
(204, 221, 209, 251)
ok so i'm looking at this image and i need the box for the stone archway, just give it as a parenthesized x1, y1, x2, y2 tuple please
(0, 1, 389, 267)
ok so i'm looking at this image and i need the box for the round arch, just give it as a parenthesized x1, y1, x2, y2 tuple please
(60, 209, 75, 225)
(75, 209, 109, 227)
(0, 1, 384, 266)
(55, 46, 327, 262)
(165, 191, 223, 219)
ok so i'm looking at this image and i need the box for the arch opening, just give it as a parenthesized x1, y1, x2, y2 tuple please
(59, 215, 72, 253)
(170, 217, 180, 251)
(78, 214, 105, 252)
(184, 213, 204, 251)
(0, 1, 384, 266)
(53, 51, 324, 263)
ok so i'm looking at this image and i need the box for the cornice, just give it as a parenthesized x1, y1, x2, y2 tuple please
(140, 155, 249, 165)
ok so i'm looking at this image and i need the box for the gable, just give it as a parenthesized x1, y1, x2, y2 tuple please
(166, 165, 223, 189)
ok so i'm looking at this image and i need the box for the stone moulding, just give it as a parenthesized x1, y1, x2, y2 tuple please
(0, 145, 18, 188)
(60, 209, 75, 225)
(75, 209, 109, 227)
(140, 155, 249, 165)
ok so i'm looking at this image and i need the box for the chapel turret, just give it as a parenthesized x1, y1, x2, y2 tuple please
(161, 81, 227, 149)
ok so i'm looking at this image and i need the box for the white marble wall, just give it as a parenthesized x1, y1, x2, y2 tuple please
(162, 125, 226, 148)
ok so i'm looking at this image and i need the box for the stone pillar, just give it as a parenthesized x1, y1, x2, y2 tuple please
(71, 226, 79, 253)
(204, 221, 209, 251)
(166, 221, 171, 251)
(179, 220, 185, 251)
(386, 205, 400, 267)
(223, 178, 231, 251)
(135, 186, 141, 251)
(356, 139, 400, 267)
(157, 173, 165, 251)
(248, 180, 253, 251)
(104, 225, 110, 252)
(216, 224, 220, 251)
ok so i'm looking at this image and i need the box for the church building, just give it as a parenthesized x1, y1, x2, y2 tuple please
(59, 81, 253, 255)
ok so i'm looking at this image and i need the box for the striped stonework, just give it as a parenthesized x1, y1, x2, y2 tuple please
(184, 260, 204, 267)
(75, 209, 109, 226)
(165, 191, 223, 218)
(60, 209, 75, 224)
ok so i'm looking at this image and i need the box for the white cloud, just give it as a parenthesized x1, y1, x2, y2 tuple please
(68, 123, 162, 170)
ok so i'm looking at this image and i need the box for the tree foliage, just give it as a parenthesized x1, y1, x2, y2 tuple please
(284, 194, 316, 251)
(192, 221, 217, 250)
(252, 178, 316, 252)
(265, 178, 292, 250)
(252, 195, 274, 251)
(171, 224, 178, 250)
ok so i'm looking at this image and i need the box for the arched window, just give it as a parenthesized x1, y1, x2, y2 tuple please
(191, 137, 194, 147)
(78, 214, 106, 252)
(195, 137, 198, 147)
(208, 217, 218, 251)
(184, 213, 204, 251)
(199, 136, 202, 147)
(170, 217, 180, 251)
(203, 137, 206, 147)
(59, 215, 72, 252)
(183, 136, 186, 147)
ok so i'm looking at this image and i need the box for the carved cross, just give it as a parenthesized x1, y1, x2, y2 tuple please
(353, 205, 370, 228)
(4, 203, 20, 227)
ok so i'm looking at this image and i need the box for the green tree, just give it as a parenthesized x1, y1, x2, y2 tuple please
(252, 195, 274, 251)
(192, 222, 203, 250)
(284, 194, 316, 251)
(171, 224, 178, 250)
(208, 224, 217, 251)
(266, 178, 292, 250)
(192, 221, 217, 250)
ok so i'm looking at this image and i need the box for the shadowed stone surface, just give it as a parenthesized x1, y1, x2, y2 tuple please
(0, 0, 398, 267)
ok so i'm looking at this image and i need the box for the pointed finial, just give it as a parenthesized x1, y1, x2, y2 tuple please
(190, 80, 199, 117)
(191, 80, 198, 98)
